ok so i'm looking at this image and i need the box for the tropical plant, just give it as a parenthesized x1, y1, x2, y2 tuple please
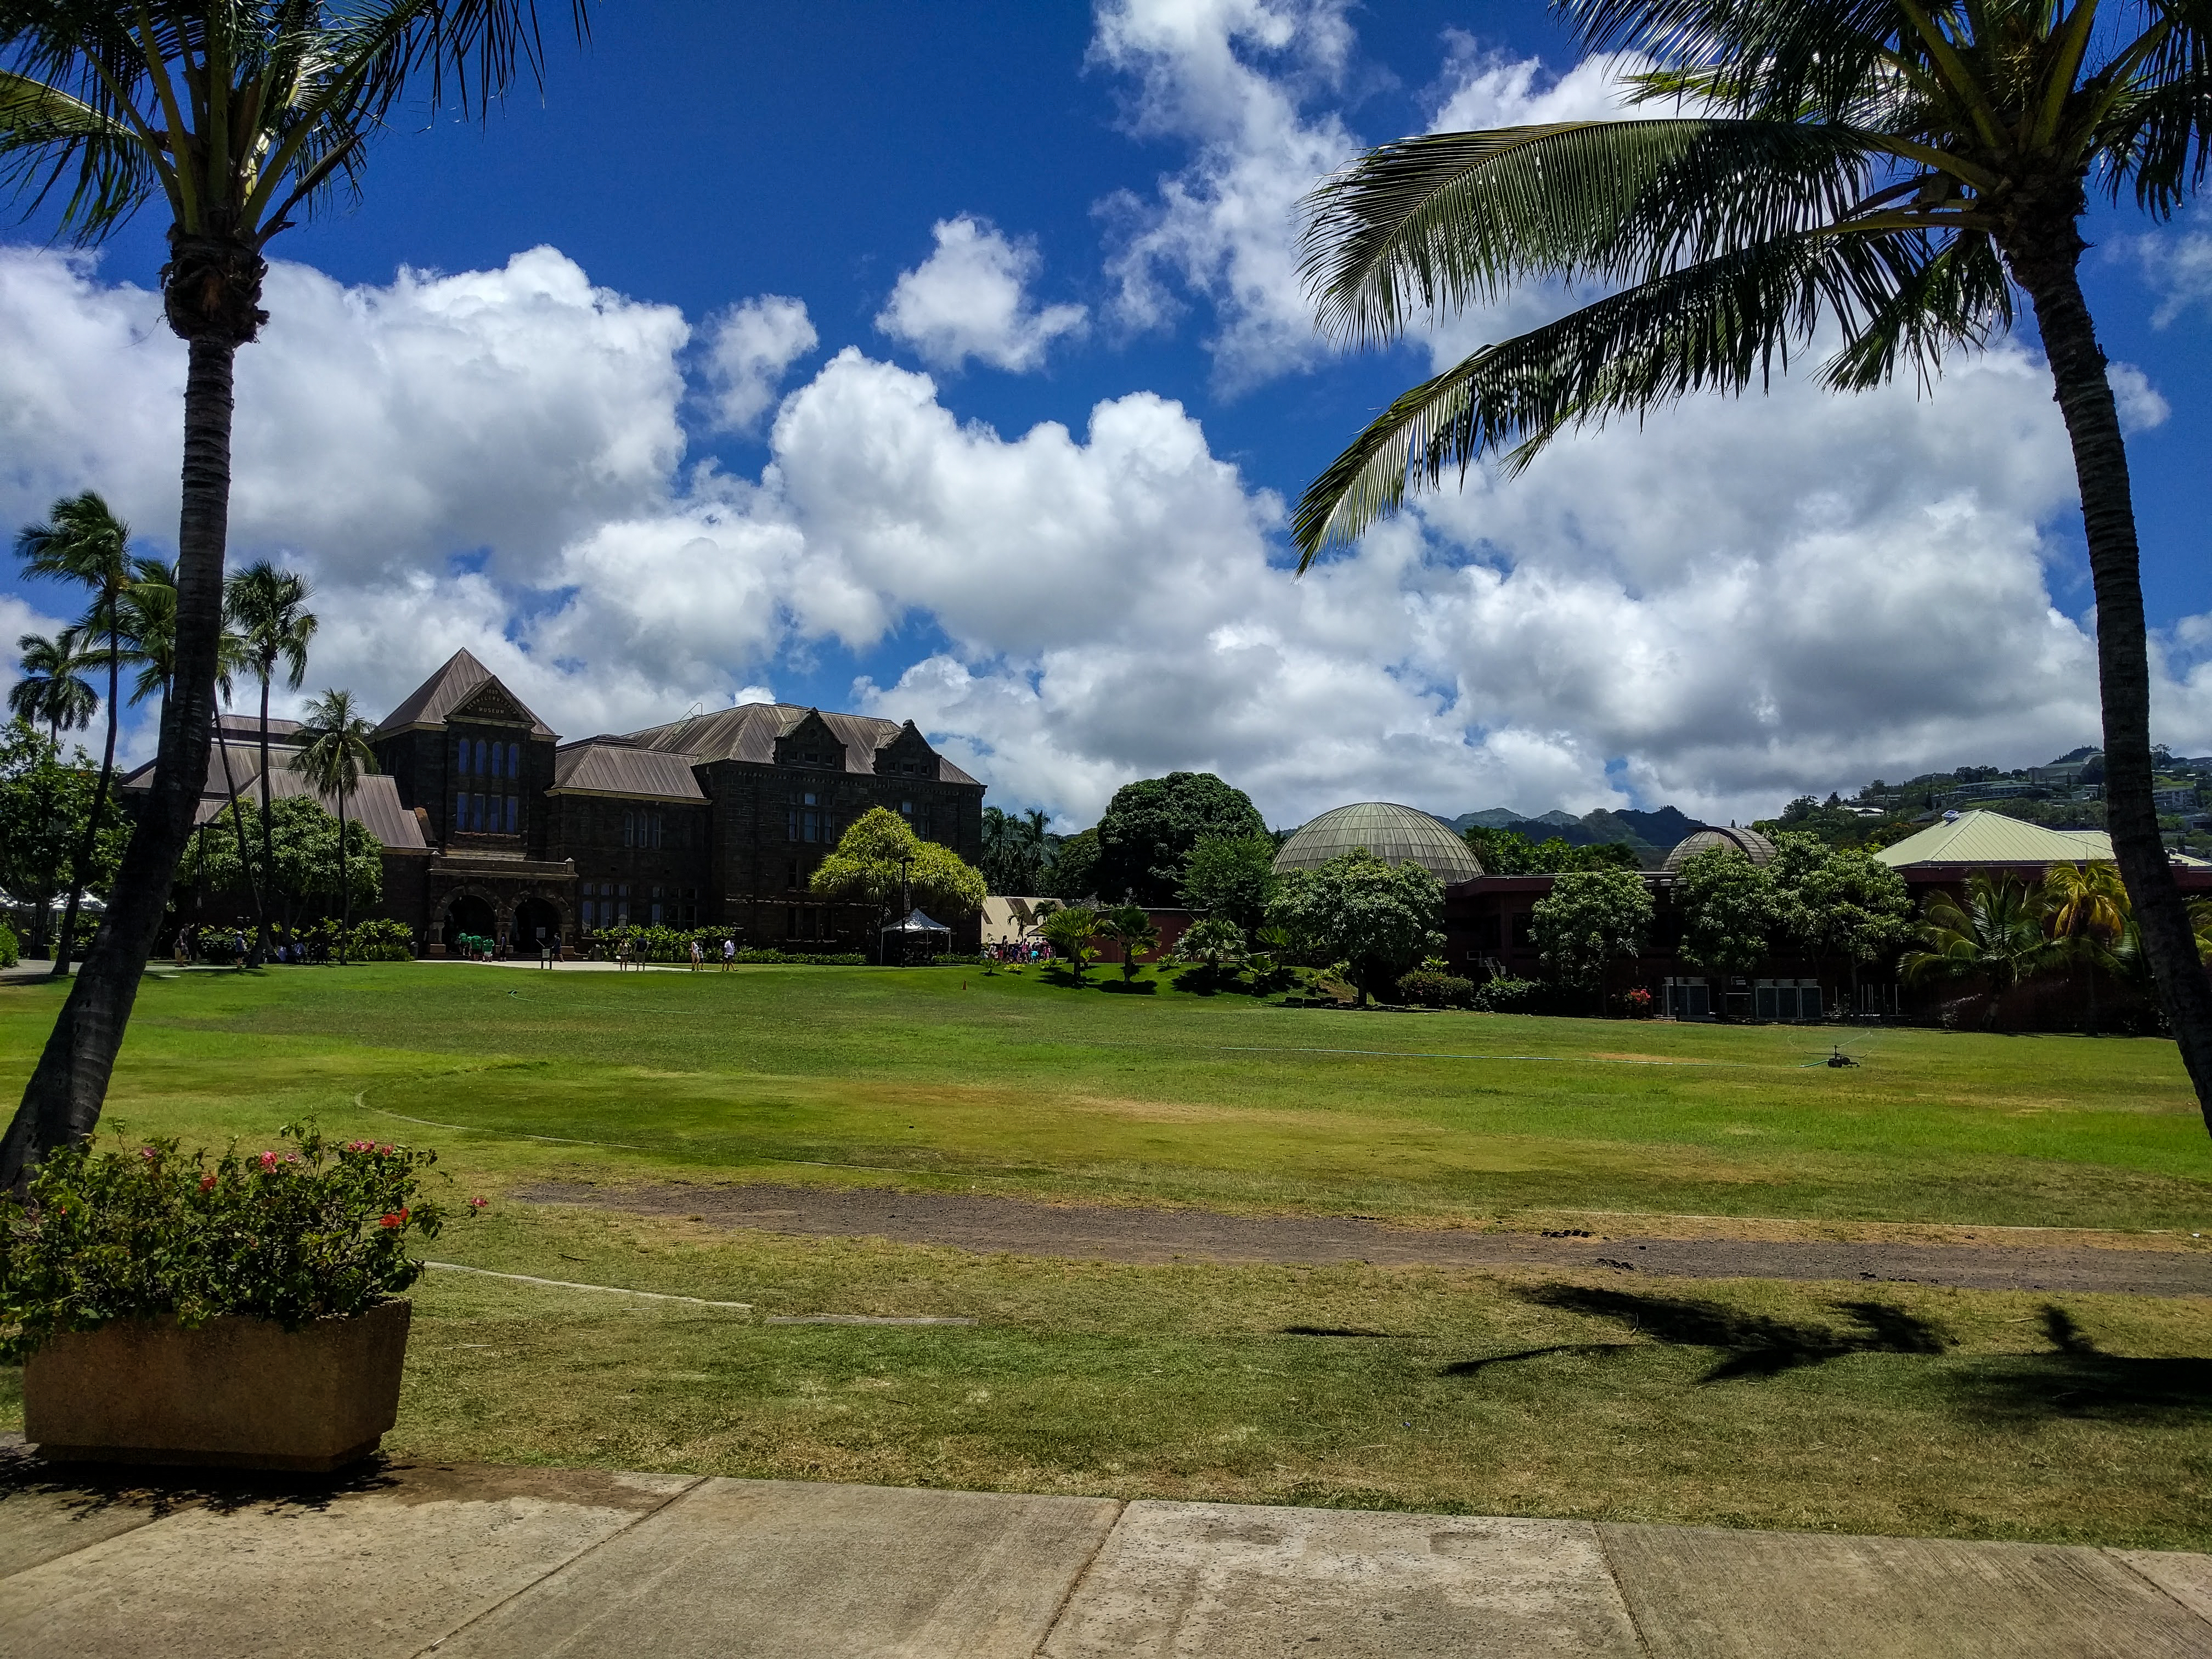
(1042, 825, 1101, 901)
(1901, 872, 2059, 1019)
(1094, 773, 1267, 905)
(7, 632, 97, 743)
(1173, 913, 1249, 970)
(2042, 857, 2133, 1030)
(809, 806, 987, 960)
(1530, 866, 1655, 1012)
(1, 1, 591, 1190)
(115, 557, 247, 710)
(176, 793, 383, 939)
(224, 562, 316, 964)
(0, 723, 126, 962)
(1180, 833, 1282, 933)
(18, 492, 133, 978)
(1674, 844, 1780, 978)
(0, 1120, 464, 1361)
(979, 805, 1052, 895)
(290, 689, 379, 963)
(1775, 837, 1916, 1007)
(1295, 0, 2212, 1130)
(1038, 905, 1101, 980)
(1396, 967, 1476, 1007)
(1269, 848, 1444, 1005)
(1097, 902, 1161, 983)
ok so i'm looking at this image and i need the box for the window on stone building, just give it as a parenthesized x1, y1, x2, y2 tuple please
(504, 795, 517, 833)
(786, 860, 800, 891)
(787, 792, 821, 843)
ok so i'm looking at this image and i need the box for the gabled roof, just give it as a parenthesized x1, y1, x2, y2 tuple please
(121, 730, 425, 851)
(374, 650, 556, 740)
(551, 739, 707, 803)
(1875, 810, 2113, 867)
(622, 702, 981, 786)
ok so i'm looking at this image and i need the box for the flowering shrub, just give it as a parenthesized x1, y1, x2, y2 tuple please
(0, 1120, 466, 1361)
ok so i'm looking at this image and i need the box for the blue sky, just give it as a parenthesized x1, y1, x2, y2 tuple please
(4, 2, 2210, 828)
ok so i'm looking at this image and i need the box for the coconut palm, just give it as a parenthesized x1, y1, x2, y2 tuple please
(290, 688, 377, 964)
(1, 2, 588, 1186)
(8, 632, 97, 743)
(1296, 0, 2212, 1131)
(2041, 859, 2131, 1031)
(19, 492, 134, 978)
(224, 561, 315, 964)
(1901, 873, 2060, 1022)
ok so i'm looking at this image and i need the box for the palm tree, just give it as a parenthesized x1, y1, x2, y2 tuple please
(1901, 873, 2059, 1023)
(224, 561, 315, 964)
(1296, 1, 2212, 1132)
(8, 633, 97, 743)
(19, 492, 133, 979)
(0, 3, 588, 1188)
(2042, 858, 2131, 1030)
(290, 689, 378, 964)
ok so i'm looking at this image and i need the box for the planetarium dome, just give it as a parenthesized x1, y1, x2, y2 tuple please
(1272, 802, 1482, 884)
(1660, 825, 1778, 873)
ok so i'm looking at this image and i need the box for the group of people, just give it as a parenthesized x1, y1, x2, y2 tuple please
(170, 925, 333, 967)
(983, 938, 1055, 965)
(591, 935, 740, 972)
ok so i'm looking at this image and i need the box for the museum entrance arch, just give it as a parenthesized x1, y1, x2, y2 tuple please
(514, 896, 563, 952)
(443, 894, 498, 954)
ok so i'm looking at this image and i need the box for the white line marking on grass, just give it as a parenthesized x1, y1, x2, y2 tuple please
(1209, 1045, 1725, 1066)
(424, 1261, 752, 1308)
(765, 1314, 978, 1326)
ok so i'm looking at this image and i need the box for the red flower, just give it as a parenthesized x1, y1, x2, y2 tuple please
(258, 1150, 279, 1171)
(378, 1209, 410, 1228)
(467, 1197, 488, 1211)
(200, 1174, 217, 1193)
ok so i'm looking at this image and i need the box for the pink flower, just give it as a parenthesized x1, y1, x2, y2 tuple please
(467, 1197, 488, 1211)
(137, 1146, 157, 1160)
(258, 1151, 278, 1171)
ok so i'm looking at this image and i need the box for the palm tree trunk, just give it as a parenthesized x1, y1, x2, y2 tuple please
(253, 670, 274, 967)
(2, 335, 240, 1190)
(338, 785, 351, 964)
(2008, 235, 2212, 1132)
(51, 599, 121, 979)
(213, 710, 263, 934)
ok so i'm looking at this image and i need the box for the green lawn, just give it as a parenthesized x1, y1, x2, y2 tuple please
(3, 962, 2211, 1546)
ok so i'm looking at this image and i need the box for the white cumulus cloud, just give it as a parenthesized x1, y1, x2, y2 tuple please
(699, 295, 817, 431)
(875, 216, 1086, 373)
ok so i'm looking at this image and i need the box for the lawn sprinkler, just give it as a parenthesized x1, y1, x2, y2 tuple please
(1804, 1043, 1861, 1069)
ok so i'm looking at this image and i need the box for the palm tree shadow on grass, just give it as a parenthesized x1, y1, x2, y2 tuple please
(1953, 1307, 2212, 1425)
(1442, 1286, 1950, 1383)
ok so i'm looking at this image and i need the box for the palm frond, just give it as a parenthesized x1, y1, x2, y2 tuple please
(1302, 119, 1881, 347)
(0, 67, 166, 231)
(1294, 226, 1948, 562)
(1819, 227, 2010, 391)
(1566, 0, 1908, 124)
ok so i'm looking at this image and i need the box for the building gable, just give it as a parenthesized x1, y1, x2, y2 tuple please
(450, 679, 537, 729)
(872, 719, 941, 781)
(772, 710, 847, 771)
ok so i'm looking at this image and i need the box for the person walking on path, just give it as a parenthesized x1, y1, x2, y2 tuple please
(722, 938, 736, 973)
(690, 938, 703, 971)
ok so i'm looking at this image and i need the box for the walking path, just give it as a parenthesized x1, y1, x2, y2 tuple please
(517, 1181, 2212, 1297)
(2, 1448, 2207, 1657)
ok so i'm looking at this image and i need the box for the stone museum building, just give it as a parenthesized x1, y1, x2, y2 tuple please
(140, 649, 986, 955)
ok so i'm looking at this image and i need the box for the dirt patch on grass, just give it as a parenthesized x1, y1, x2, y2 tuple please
(512, 1181, 2212, 1297)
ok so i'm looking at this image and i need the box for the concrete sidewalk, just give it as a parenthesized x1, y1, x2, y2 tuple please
(3, 1457, 2208, 1657)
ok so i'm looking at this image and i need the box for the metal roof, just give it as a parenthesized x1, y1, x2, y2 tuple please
(1661, 826, 1778, 872)
(550, 741, 707, 803)
(374, 649, 557, 738)
(1875, 810, 2113, 867)
(623, 703, 981, 786)
(1273, 802, 1482, 882)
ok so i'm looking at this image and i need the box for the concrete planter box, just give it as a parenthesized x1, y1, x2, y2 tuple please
(24, 1298, 411, 1472)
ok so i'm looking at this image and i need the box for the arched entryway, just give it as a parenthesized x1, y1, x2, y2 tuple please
(443, 894, 498, 954)
(514, 896, 563, 953)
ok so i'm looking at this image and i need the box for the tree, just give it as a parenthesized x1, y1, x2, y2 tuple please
(1270, 848, 1443, 1005)
(1465, 826, 1643, 873)
(177, 793, 383, 938)
(19, 492, 132, 979)
(1172, 913, 1248, 979)
(1179, 833, 1280, 933)
(2041, 859, 2131, 1031)
(1295, 0, 2212, 1131)
(1531, 867, 1654, 1012)
(1039, 905, 1101, 980)
(290, 689, 379, 964)
(8, 633, 97, 744)
(1675, 845, 1779, 980)
(809, 806, 986, 958)
(1902, 873, 2058, 1019)
(1094, 773, 1266, 905)
(979, 805, 1052, 895)
(1779, 840, 1915, 1009)
(1097, 903, 1160, 983)
(224, 562, 315, 966)
(1043, 826, 1102, 901)
(2, 2, 586, 1188)
(0, 723, 127, 961)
